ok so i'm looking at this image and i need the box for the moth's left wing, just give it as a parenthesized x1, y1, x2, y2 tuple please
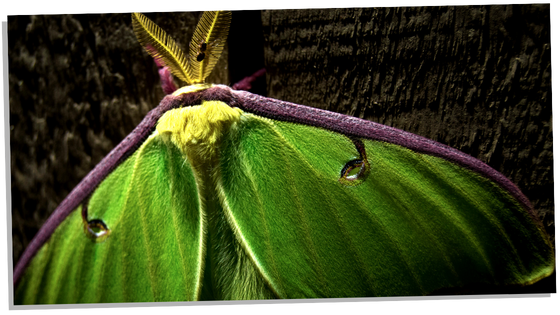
(14, 94, 207, 304)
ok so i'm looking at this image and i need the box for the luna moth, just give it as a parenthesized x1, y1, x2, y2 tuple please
(12, 10, 555, 303)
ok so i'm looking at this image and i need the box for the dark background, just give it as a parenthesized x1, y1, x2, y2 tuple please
(8, 5, 554, 293)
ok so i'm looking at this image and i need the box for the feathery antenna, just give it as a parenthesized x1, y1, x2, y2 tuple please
(132, 11, 231, 86)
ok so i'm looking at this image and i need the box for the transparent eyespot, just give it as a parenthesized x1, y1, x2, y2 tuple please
(81, 204, 111, 243)
(338, 138, 371, 186)
(339, 158, 370, 186)
(84, 219, 111, 243)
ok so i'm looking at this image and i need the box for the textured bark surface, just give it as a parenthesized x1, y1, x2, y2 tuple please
(9, 5, 554, 293)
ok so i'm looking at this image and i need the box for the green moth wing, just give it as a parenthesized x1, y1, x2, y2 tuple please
(14, 86, 554, 303)
(216, 109, 554, 297)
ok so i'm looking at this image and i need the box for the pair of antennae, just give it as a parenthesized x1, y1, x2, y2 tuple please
(132, 11, 232, 85)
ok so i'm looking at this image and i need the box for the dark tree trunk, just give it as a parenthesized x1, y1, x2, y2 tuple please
(9, 5, 553, 294)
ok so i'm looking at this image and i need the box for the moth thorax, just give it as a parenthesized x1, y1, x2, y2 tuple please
(156, 100, 242, 164)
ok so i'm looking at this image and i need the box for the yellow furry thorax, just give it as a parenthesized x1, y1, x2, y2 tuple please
(172, 83, 213, 96)
(156, 100, 243, 165)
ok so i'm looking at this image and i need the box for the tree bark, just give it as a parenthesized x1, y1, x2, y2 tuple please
(9, 5, 553, 293)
